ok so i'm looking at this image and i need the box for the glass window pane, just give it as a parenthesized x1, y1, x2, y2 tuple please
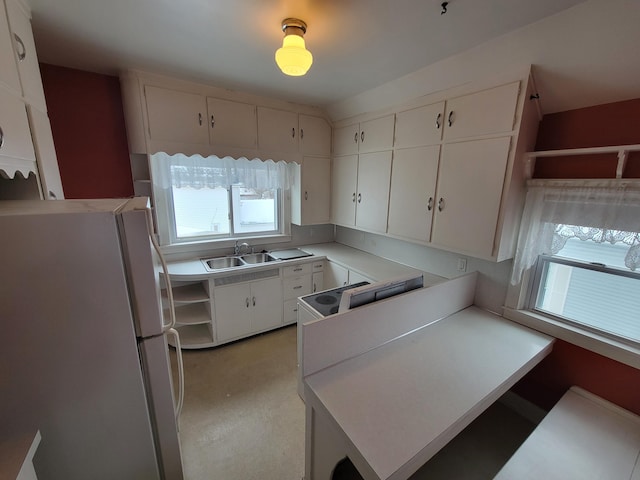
(172, 185, 230, 238)
(536, 261, 640, 342)
(231, 185, 277, 234)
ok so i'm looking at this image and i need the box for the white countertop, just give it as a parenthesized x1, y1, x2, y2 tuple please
(304, 306, 554, 480)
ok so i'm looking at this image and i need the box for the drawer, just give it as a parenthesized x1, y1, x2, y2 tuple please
(283, 262, 312, 277)
(283, 299, 299, 324)
(283, 275, 312, 300)
(311, 261, 324, 272)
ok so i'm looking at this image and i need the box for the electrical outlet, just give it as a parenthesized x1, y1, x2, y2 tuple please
(457, 258, 467, 272)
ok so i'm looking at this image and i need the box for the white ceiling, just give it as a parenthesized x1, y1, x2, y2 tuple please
(25, 0, 640, 117)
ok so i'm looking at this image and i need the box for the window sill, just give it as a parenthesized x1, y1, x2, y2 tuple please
(503, 307, 640, 370)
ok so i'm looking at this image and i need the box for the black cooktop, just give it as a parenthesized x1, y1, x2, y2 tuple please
(301, 281, 369, 317)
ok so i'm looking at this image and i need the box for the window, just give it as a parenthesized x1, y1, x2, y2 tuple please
(510, 180, 640, 346)
(150, 153, 292, 246)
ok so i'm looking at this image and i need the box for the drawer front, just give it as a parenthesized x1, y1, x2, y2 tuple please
(283, 275, 312, 300)
(283, 262, 312, 277)
(311, 261, 324, 273)
(283, 299, 299, 324)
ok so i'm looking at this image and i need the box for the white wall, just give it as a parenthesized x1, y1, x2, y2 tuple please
(336, 227, 512, 314)
(326, 0, 640, 121)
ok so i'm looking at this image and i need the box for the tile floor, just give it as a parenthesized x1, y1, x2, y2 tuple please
(172, 324, 539, 480)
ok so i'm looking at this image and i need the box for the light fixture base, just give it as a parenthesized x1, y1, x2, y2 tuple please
(281, 18, 307, 34)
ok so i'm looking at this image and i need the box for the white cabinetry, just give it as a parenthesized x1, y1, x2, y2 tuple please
(257, 107, 298, 154)
(292, 156, 331, 225)
(207, 97, 257, 149)
(283, 262, 313, 325)
(0, 1, 20, 94)
(324, 261, 373, 289)
(214, 274, 283, 342)
(372, 74, 537, 261)
(5, 0, 45, 110)
(331, 114, 394, 233)
(27, 106, 64, 199)
(145, 86, 209, 145)
(387, 145, 440, 242)
(299, 114, 331, 156)
(164, 279, 213, 349)
(0, 86, 34, 165)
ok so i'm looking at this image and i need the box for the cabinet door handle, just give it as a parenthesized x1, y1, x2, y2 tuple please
(293, 285, 303, 290)
(427, 197, 433, 211)
(357, 193, 362, 203)
(246, 297, 250, 308)
(292, 127, 296, 138)
(252, 296, 256, 306)
(14, 34, 26, 61)
(438, 197, 445, 212)
(447, 111, 454, 127)
(210, 114, 215, 128)
(300, 128, 304, 140)
(0, 126, 4, 149)
(198, 113, 203, 126)
(304, 191, 308, 200)
(354, 132, 358, 143)
(352, 192, 356, 203)
(435, 113, 441, 129)
(294, 267, 302, 272)
(361, 131, 365, 143)
(49, 191, 57, 199)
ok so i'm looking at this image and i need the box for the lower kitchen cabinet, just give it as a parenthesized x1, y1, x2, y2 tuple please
(324, 261, 374, 289)
(214, 276, 283, 342)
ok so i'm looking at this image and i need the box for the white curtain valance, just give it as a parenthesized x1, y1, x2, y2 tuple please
(149, 152, 294, 191)
(510, 180, 640, 284)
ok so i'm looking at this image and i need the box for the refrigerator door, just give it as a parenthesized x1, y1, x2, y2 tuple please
(0, 203, 162, 479)
(117, 199, 167, 338)
(139, 334, 184, 479)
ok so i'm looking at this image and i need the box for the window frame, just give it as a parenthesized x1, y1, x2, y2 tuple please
(527, 254, 640, 346)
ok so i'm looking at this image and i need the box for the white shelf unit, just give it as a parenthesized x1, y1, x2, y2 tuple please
(163, 279, 214, 349)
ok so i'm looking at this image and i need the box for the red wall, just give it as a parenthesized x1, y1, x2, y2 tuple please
(516, 97, 640, 415)
(40, 64, 134, 198)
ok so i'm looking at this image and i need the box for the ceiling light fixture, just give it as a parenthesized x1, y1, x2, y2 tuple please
(275, 18, 313, 77)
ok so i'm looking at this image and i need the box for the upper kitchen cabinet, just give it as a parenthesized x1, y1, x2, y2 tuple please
(394, 102, 445, 148)
(333, 114, 395, 156)
(145, 86, 209, 145)
(292, 156, 331, 226)
(5, 0, 46, 111)
(0, 0, 20, 95)
(299, 114, 331, 156)
(387, 145, 440, 242)
(443, 82, 520, 142)
(330, 151, 392, 233)
(0, 85, 36, 170)
(257, 107, 298, 154)
(27, 106, 64, 199)
(207, 97, 257, 149)
(257, 108, 331, 157)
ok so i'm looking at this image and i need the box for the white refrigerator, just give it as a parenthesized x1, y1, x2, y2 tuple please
(0, 198, 184, 479)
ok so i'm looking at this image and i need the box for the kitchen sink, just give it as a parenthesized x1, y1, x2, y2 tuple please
(205, 256, 245, 270)
(240, 253, 276, 264)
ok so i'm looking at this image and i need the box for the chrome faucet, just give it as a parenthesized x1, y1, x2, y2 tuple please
(234, 241, 250, 255)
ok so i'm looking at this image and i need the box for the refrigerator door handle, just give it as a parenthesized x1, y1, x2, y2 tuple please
(145, 208, 176, 331)
(166, 328, 184, 427)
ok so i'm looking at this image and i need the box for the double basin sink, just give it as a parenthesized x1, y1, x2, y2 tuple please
(203, 252, 277, 271)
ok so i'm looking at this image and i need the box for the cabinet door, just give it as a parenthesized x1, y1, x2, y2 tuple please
(0, 2, 20, 93)
(330, 154, 358, 227)
(444, 82, 520, 141)
(299, 115, 331, 156)
(312, 271, 324, 293)
(394, 102, 445, 148)
(214, 283, 252, 341)
(207, 97, 257, 149)
(359, 115, 395, 153)
(297, 156, 330, 225)
(257, 107, 298, 153)
(251, 277, 283, 331)
(0, 88, 35, 161)
(387, 146, 439, 242)
(5, 0, 46, 109)
(431, 137, 511, 258)
(355, 151, 392, 233)
(333, 123, 359, 156)
(145, 86, 208, 144)
(27, 106, 64, 199)
(324, 262, 348, 288)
